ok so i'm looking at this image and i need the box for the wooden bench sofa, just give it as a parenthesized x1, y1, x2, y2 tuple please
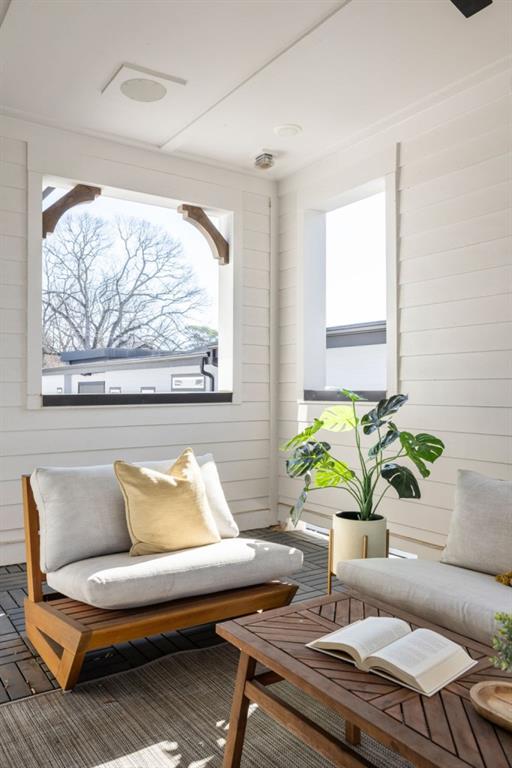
(21, 464, 301, 691)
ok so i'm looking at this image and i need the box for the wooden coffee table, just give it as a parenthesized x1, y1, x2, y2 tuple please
(217, 589, 512, 768)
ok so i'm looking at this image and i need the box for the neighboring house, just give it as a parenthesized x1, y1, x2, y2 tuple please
(325, 321, 386, 392)
(42, 346, 218, 395)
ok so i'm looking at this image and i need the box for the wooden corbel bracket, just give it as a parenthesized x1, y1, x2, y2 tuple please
(42, 184, 102, 238)
(178, 204, 229, 265)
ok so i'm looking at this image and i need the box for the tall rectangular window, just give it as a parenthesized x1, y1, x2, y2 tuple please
(41, 181, 233, 404)
(303, 183, 391, 402)
(325, 192, 387, 394)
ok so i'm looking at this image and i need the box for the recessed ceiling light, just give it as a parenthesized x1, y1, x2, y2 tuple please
(120, 78, 167, 103)
(274, 124, 302, 137)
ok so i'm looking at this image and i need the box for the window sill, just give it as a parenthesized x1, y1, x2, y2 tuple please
(303, 389, 385, 403)
(42, 392, 233, 407)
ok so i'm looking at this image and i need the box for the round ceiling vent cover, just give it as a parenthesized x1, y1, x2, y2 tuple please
(120, 78, 167, 102)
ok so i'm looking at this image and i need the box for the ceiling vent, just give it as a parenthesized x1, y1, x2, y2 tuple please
(102, 64, 187, 103)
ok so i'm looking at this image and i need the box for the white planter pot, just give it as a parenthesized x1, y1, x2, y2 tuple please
(332, 512, 387, 563)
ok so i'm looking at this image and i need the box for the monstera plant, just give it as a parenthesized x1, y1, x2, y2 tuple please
(283, 389, 445, 527)
(492, 613, 512, 673)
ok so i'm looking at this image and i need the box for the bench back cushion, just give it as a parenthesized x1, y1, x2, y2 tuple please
(31, 454, 239, 572)
(441, 470, 512, 575)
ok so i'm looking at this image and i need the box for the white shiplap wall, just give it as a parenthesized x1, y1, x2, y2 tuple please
(277, 67, 512, 558)
(0, 117, 274, 566)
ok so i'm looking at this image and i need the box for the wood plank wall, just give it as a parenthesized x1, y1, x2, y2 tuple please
(277, 70, 512, 557)
(0, 127, 273, 565)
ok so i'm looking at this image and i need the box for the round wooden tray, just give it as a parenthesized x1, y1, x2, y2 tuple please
(470, 680, 512, 732)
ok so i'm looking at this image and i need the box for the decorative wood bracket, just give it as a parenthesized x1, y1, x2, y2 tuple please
(42, 184, 102, 238)
(177, 204, 229, 265)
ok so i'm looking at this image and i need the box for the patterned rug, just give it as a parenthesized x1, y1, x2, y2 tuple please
(0, 643, 411, 768)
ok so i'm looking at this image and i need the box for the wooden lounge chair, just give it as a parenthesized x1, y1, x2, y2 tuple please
(21, 473, 300, 690)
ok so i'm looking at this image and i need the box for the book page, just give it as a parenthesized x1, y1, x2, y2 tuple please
(368, 628, 469, 679)
(311, 617, 411, 662)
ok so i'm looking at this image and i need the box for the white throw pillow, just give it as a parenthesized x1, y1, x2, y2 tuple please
(441, 470, 512, 576)
(31, 452, 238, 573)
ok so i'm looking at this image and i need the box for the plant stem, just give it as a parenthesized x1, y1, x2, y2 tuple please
(372, 485, 391, 515)
(307, 484, 362, 507)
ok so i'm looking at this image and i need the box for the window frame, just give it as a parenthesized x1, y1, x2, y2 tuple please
(299, 161, 398, 405)
(27, 151, 242, 410)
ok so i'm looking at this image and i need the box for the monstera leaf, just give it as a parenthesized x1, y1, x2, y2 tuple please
(399, 432, 445, 478)
(361, 394, 408, 435)
(320, 405, 357, 432)
(281, 418, 323, 451)
(314, 456, 354, 487)
(340, 388, 366, 402)
(368, 422, 400, 457)
(381, 463, 421, 499)
(286, 440, 330, 478)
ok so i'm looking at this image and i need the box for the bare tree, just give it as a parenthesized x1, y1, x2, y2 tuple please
(43, 212, 215, 359)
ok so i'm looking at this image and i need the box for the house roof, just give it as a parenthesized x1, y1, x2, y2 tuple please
(42, 346, 217, 376)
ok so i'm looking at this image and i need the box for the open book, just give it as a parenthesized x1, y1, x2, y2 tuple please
(307, 616, 477, 696)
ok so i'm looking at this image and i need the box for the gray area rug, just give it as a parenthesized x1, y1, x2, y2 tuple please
(0, 643, 411, 768)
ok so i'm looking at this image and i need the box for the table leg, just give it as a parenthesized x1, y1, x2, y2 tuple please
(345, 721, 361, 746)
(223, 652, 257, 768)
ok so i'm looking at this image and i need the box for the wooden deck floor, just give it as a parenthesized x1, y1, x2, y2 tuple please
(0, 528, 342, 702)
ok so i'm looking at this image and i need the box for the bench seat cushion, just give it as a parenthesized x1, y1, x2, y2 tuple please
(338, 558, 512, 645)
(46, 538, 303, 610)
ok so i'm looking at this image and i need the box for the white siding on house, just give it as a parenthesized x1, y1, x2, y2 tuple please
(0, 120, 273, 565)
(326, 344, 387, 391)
(276, 67, 512, 557)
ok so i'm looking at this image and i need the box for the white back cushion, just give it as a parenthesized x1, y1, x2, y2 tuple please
(31, 454, 239, 573)
(441, 470, 512, 576)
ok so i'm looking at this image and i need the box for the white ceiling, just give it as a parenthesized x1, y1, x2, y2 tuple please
(0, 0, 510, 179)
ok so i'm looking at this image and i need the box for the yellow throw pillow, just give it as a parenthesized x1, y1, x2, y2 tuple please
(496, 571, 512, 587)
(114, 448, 221, 556)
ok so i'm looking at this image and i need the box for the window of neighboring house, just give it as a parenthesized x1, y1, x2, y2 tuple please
(78, 381, 106, 394)
(56, 387, 63, 393)
(171, 374, 206, 392)
(303, 187, 389, 401)
(41, 180, 233, 405)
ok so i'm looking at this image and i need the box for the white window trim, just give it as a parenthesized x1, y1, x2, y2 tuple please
(297, 145, 399, 404)
(26, 141, 243, 409)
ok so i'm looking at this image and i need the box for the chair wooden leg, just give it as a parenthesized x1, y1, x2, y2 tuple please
(223, 652, 257, 768)
(26, 621, 62, 679)
(26, 618, 85, 691)
(58, 648, 86, 691)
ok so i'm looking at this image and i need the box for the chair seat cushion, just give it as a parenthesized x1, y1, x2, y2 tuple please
(47, 538, 303, 610)
(338, 558, 512, 645)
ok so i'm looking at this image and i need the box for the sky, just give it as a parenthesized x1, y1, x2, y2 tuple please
(325, 192, 386, 328)
(43, 187, 219, 329)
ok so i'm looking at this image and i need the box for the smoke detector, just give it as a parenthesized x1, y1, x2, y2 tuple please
(274, 124, 302, 137)
(254, 152, 275, 170)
